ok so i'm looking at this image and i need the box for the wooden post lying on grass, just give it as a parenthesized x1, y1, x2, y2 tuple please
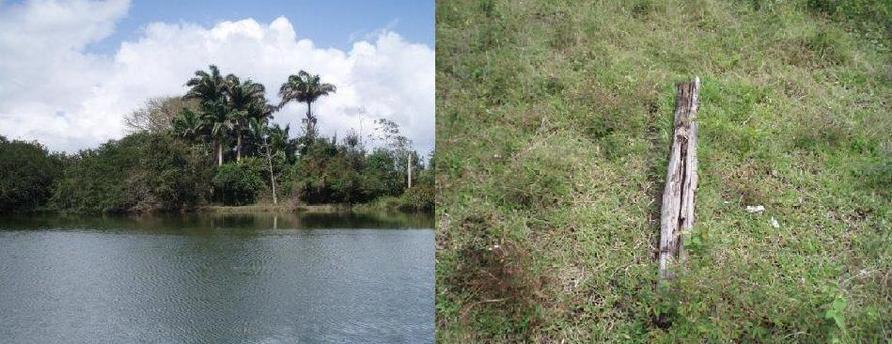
(659, 77, 700, 280)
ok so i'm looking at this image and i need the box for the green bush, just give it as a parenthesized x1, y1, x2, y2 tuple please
(362, 148, 402, 198)
(288, 138, 345, 204)
(400, 165, 435, 212)
(51, 133, 212, 212)
(0, 136, 63, 212)
(131, 135, 214, 211)
(289, 139, 418, 205)
(358, 166, 435, 212)
(212, 159, 265, 205)
(399, 183, 434, 212)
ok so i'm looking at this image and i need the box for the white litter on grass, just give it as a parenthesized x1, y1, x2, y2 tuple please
(746, 205, 765, 214)
(770, 217, 780, 228)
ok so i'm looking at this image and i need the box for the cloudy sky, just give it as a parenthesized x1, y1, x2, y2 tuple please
(0, 0, 435, 153)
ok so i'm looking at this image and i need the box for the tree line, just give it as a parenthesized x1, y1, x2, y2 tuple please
(0, 65, 433, 213)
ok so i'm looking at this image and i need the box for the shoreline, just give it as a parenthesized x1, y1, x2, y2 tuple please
(2, 202, 432, 217)
(196, 204, 352, 214)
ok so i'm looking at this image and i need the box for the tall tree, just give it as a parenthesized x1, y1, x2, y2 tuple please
(278, 70, 336, 141)
(202, 107, 234, 166)
(184, 65, 229, 166)
(224, 74, 269, 162)
(266, 122, 294, 160)
(124, 96, 199, 133)
(172, 108, 205, 141)
(372, 118, 415, 189)
(248, 118, 292, 205)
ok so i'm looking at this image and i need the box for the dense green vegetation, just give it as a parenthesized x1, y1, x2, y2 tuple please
(212, 159, 266, 206)
(436, 0, 890, 342)
(51, 132, 213, 212)
(0, 137, 63, 212)
(1, 66, 432, 214)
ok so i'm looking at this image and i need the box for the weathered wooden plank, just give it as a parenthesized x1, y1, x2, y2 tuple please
(659, 77, 700, 280)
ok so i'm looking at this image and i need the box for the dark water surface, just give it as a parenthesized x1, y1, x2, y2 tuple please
(0, 212, 434, 344)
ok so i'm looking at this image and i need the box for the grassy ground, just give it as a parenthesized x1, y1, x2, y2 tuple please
(435, 0, 891, 342)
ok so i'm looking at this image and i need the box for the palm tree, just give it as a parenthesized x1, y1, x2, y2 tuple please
(185, 65, 229, 166)
(172, 108, 204, 141)
(224, 74, 268, 162)
(202, 105, 234, 166)
(278, 70, 336, 140)
(267, 122, 293, 158)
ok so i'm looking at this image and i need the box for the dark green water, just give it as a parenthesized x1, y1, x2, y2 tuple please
(0, 212, 434, 344)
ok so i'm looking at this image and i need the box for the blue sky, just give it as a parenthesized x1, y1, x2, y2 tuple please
(96, 0, 433, 53)
(0, 0, 435, 153)
(2, 0, 434, 54)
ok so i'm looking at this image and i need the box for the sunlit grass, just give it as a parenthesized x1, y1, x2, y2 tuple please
(436, 0, 891, 342)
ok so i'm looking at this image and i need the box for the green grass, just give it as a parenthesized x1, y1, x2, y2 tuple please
(435, 0, 891, 342)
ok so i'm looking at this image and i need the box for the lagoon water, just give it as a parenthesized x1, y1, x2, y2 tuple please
(0, 212, 434, 344)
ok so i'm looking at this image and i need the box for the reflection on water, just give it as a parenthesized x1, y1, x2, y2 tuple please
(0, 211, 434, 233)
(0, 211, 434, 344)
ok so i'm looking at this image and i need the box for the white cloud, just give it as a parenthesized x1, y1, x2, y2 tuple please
(0, 0, 434, 154)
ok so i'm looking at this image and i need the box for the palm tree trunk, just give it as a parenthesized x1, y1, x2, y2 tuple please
(217, 141, 223, 166)
(306, 102, 314, 137)
(236, 133, 242, 162)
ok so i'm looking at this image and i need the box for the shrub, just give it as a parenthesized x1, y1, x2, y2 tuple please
(212, 159, 265, 205)
(289, 139, 412, 205)
(51, 132, 212, 212)
(362, 148, 402, 198)
(399, 183, 435, 212)
(131, 135, 214, 211)
(400, 166, 435, 212)
(0, 136, 63, 212)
